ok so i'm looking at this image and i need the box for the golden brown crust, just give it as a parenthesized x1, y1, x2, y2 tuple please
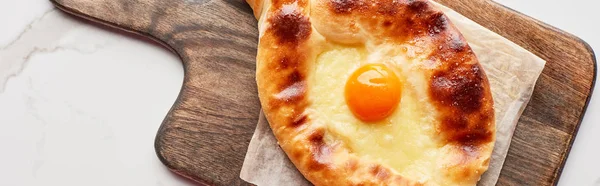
(246, 0, 264, 19)
(250, 0, 495, 185)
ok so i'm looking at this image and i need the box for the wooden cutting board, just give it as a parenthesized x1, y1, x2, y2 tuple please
(50, 0, 596, 185)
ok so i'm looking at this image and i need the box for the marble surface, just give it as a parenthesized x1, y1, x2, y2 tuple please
(0, 0, 597, 185)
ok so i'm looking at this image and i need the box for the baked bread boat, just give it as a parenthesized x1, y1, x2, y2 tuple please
(247, 0, 496, 185)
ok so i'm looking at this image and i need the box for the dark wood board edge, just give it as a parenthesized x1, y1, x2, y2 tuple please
(48, 0, 178, 54)
(544, 40, 596, 185)
(432, 0, 597, 184)
(47, 1, 207, 185)
(50, 1, 262, 185)
(553, 43, 596, 184)
(498, 5, 598, 185)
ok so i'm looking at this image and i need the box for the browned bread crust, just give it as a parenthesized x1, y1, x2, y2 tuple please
(249, 0, 495, 185)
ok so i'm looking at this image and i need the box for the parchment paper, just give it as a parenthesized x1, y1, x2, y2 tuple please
(240, 2, 547, 185)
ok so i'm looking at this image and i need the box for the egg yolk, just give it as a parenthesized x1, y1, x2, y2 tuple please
(345, 64, 402, 122)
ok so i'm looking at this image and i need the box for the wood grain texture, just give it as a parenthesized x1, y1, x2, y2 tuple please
(49, 0, 596, 185)
(50, 0, 261, 185)
(432, 1, 596, 185)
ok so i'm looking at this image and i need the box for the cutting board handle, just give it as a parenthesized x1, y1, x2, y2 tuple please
(51, 0, 261, 185)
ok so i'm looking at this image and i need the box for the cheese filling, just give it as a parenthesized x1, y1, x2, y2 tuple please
(308, 45, 442, 182)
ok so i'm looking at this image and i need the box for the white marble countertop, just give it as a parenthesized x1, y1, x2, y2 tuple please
(0, 0, 598, 185)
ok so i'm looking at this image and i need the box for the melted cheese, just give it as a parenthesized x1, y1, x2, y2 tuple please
(308, 45, 444, 183)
